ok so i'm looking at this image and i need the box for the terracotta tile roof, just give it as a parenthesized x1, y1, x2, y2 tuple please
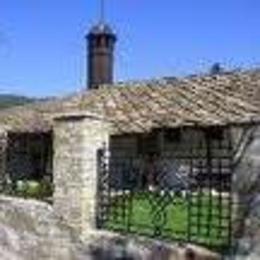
(1, 69, 260, 134)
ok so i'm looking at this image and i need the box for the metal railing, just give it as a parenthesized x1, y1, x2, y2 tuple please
(96, 131, 234, 253)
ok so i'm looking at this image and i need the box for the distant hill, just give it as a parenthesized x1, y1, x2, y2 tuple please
(0, 94, 37, 109)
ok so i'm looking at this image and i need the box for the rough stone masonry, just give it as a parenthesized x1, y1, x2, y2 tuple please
(53, 112, 110, 238)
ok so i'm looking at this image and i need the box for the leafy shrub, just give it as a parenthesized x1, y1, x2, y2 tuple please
(14, 178, 53, 200)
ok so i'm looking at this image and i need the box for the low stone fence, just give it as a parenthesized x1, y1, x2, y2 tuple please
(0, 195, 221, 260)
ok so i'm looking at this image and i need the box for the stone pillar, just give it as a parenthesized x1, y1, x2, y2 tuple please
(0, 129, 8, 190)
(53, 112, 110, 238)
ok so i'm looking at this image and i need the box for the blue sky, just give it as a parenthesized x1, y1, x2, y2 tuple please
(0, 0, 259, 97)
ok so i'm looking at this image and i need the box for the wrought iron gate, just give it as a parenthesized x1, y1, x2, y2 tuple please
(96, 129, 233, 253)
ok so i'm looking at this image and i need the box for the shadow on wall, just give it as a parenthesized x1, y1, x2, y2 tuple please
(232, 127, 260, 259)
(87, 235, 221, 260)
(233, 155, 260, 258)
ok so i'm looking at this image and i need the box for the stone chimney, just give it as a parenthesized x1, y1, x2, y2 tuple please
(87, 23, 117, 89)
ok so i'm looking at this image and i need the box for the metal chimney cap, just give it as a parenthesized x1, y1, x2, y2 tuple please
(88, 22, 115, 36)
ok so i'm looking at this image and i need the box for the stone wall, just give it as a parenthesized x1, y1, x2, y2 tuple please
(109, 127, 231, 191)
(53, 112, 110, 238)
(231, 125, 260, 259)
(0, 196, 86, 260)
(110, 127, 230, 158)
(0, 195, 221, 260)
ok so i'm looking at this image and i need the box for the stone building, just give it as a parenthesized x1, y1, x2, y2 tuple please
(0, 70, 259, 184)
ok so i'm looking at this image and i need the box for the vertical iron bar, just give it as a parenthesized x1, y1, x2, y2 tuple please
(197, 160, 202, 240)
(218, 139, 223, 241)
(205, 129, 213, 247)
(127, 157, 134, 233)
(121, 157, 129, 233)
(227, 127, 233, 251)
(187, 132, 194, 243)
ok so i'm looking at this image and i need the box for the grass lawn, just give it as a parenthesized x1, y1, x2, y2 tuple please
(104, 191, 230, 250)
